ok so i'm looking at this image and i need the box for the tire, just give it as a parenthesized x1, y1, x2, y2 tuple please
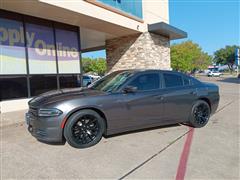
(189, 100, 211, 128)
(64, 109, 106, 148)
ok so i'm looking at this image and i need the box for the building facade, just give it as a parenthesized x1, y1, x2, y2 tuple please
(0, 0, 187, 112)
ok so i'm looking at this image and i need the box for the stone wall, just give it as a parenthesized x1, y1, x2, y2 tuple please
(106, 32, 170, 72)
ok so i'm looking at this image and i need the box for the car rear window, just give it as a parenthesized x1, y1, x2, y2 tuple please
(163, 73, 183, 88)
(191, 77, 201, 85)
(183, 76, 191, 86)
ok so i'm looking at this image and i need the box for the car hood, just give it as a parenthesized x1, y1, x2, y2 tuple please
(28, 88, 105, 107)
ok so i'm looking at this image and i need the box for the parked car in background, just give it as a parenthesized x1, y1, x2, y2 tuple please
(207, 71, 222, 77)
(88, 74, 101, 81)
(82, 74, 102, 87)
(82, 75, 93, 87)
(26, 70, 219, 149)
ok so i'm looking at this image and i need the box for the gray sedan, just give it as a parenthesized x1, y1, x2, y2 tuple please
(26, 70, 219, 148)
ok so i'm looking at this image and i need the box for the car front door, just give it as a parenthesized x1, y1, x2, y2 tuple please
(162, 73, 197, 123)
(119, 72, 165, 128)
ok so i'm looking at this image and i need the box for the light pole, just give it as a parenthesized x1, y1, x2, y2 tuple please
(235, 48, 239, 78)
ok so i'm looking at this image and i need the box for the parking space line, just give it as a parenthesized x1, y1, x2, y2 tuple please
(175, 127, 194, 180)
(118, 129, 191, 180)
(175, 99, 237, 180)
(119, 100, 237, 180)
(215, 100, 236, 114)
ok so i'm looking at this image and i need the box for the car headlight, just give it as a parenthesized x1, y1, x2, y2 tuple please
(38, 108, 63, 117)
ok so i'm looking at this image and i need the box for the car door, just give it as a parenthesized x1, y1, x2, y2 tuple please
(162, 72, 197, 123)
(119, 72, 165, 128)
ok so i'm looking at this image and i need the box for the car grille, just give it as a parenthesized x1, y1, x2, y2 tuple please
(29, 107, 38, 116)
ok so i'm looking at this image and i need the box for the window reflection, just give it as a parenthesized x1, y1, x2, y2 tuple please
(30, 75, 57, 96)
(0, 76, 28, 100)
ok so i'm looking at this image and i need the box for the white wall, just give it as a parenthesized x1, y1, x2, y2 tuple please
(142, 0, 169, 24)
(0, 98, 30, 113)
(39, 0, 146, 32)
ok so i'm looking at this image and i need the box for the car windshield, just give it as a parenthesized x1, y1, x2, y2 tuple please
(90, 71, 134, 92)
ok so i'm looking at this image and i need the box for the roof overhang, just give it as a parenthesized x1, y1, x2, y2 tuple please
(148, 22, 187, 40)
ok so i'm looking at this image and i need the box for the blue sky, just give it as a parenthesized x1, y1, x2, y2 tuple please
(82, 50, 106, 59)
(82, 0, 239, 58)
(169, 0, 239, 55)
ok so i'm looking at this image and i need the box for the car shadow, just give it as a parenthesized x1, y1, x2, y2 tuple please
(217, 77, 240, 84)
(37, 139, 66, 146)
(37, 124, 184, 146)
(105, 123, 182, 138)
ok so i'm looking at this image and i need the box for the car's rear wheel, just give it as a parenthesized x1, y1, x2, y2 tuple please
(189, 100, 211, 128)
(64, 109, 105, 148)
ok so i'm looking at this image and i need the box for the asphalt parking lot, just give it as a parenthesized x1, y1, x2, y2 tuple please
(1, 76, 239, 179)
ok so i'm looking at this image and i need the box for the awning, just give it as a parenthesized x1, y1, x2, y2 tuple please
(148, 22, 187, 40)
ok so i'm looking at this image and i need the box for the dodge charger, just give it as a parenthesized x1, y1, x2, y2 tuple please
(26, 70, 219, 148)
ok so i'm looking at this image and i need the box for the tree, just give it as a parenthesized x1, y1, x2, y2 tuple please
(213, 45, 239, 72)
(82, 57, 107, 76)
(171, 41, 211, 72)
(82, 57, 93, 73)
(193, 52, 212, 71)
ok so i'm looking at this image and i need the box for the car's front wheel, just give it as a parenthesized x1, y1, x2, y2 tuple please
(64, 109, 106, 148)
(189, 100, 211, 128)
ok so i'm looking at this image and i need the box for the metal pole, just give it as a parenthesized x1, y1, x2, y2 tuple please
(237, 63, 239, 78)
(236, 48, 239, 78)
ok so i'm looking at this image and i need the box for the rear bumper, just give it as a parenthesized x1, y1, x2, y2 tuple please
(26, 113, 64, 143)
(211, 95, 220, 114)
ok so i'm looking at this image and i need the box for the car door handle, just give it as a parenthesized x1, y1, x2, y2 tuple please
(154, 95, 164, 100)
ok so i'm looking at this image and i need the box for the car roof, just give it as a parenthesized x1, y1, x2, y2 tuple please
(113, 69, 182, 74)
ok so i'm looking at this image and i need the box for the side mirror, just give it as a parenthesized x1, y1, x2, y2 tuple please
(123, 86, 137, 93)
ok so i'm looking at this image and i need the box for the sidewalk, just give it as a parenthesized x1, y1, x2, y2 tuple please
(0, 110, 27, 127)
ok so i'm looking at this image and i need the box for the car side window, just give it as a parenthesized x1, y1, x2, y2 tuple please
(163, 73, 183, 88)
(128, 73, 160, 91)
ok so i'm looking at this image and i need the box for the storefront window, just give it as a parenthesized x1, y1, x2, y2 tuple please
(26, 23, 57, 74)
(59, 74, 81, 88)
(0, 76, 28, 100)
(0, 18, 27, 74)
(0, 10, 82, 101)
(30, 75, 57, 96)
(56, 29, 80, 74)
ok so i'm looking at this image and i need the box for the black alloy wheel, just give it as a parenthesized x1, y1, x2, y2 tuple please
(64, 109, 106, 148)
(72, 114, 100, 144)
(189, 100, 211, 128)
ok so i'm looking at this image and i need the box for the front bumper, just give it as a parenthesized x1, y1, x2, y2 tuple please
(26, 112, 64, 143)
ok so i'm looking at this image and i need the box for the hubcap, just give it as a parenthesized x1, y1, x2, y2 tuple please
(194, 104, 210, 125)
(72, 115, 100, 144)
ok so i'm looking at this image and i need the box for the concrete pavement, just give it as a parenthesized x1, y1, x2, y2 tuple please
(0, 77, 239, 179)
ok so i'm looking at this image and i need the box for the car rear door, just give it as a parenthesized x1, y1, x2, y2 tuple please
(162, 72, 197, 123)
